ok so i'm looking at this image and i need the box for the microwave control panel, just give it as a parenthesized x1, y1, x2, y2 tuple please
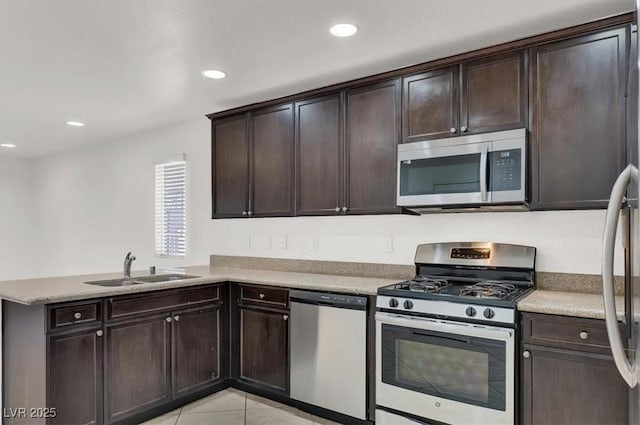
(489, 149, 521, 191)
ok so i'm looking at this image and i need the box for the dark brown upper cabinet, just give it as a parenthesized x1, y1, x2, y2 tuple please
(403, 65, 459, 142)
(295, 93, 344, 215)
(212, 105, 294, 218)
(212, 114, 250, 218)
(530, 27, 627, 209)
(251, 104, 295, 217)
(345, 79, 401, 214)
(402, 53, 526, 143)
(460, 52, 527, 134)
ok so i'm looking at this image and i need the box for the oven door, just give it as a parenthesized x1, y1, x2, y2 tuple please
(397, 141, 491, 207)
(376, 312, 515, 425)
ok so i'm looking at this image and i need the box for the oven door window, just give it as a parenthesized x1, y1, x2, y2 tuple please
(399, 153, 481, 196)
(381, 323, 506, 411)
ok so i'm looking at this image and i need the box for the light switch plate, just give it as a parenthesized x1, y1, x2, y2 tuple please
(309, 236, 319, 251)
(383, 237, 393, 253)
(278, 235, 288, 249)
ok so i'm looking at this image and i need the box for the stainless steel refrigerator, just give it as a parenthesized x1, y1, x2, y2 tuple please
(602, 6, 640, 424)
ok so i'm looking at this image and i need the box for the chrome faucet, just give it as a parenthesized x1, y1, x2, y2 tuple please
(123, 252, 136, 280)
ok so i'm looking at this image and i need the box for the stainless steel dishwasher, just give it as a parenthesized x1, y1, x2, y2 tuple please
(290, 290, 368, 420)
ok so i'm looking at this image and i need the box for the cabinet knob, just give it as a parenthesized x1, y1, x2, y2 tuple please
(334, 207, 340, 212)
(174, 315, 180, 322)
(259, 293, 265, 299)
(247, 211, 253, 216)
(579, 331, 589, 340)
(522, 350, 530, 359)
(342, 206, 348, 212)
(460, 126, 468, 133)
(283, 315, 288, 321)
(166, 317, 172, 323)
(74, 312, 82, 319)
(96, 330, 103, 337)
(242, 211, 247, 216)
(450, 127, 457, 134)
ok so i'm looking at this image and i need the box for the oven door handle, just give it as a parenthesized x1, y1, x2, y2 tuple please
(412, 329, 471, 344)
(376, 312, 513, 341)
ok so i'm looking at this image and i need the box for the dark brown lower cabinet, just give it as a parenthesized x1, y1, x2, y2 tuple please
(239, 305, 289, 393)
(520, 313, 629, 425)
(47, 326, 103, 425)
(172, 304, 221, 398)
(105, 314, 172, 424)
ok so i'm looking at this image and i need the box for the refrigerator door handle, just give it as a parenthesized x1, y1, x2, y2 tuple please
(603, 164, 639, 388)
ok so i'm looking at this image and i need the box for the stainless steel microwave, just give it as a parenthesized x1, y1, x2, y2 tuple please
(397, 129, 527, 212)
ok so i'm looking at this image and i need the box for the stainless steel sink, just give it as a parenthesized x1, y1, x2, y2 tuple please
(85, 274, 200, 287)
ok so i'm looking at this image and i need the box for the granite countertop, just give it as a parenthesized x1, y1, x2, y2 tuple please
(517, 290, 625, 320)
(0, 265, 398, 305)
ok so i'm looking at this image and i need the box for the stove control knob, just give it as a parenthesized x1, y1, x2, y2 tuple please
(465, 306, 477, 317)
(388, 298, 399, 308)
(403, 300, 414, 310)
(483, 308, 495, 319)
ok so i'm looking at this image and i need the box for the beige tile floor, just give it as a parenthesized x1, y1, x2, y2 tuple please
(140, 388, 341, 425)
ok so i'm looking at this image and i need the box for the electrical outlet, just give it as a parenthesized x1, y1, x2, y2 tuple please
(383, 237, 393, 253)
(278, 235, 288, 249)
(309, 236, 319, 251)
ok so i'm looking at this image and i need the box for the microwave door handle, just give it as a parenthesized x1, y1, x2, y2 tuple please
(602, 164, 639, 388)
(480, 144, 488, 202)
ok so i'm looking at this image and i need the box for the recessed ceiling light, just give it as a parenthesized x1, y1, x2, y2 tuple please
(66, 121, 85, 127)
(330, 23, 358, 37)
(0, 143, 16, 148)
(201, 70, 226, 79)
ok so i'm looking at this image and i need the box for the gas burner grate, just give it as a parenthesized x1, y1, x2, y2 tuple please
(408, 276, 450, 293)
(459, 281, 517, 299)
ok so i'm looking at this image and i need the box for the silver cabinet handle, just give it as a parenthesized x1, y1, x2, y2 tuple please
(342, 206, 348, 212)
(579, 331, 589, 340)
(602, 164, 639, 388)
(259, 293, 265, 299)
(460, 126, 468, 132)
(96, 330, 103, 337)
(334, 207, 340, 212)
(166, 317, 172, 323)
(522, 350, 530, 359)
(242, 211, 247, 216)
(247, 211, 253, 216)
(74, 312, 82, 319)
(449, 128, 456, 133)
(174, 315, 180, 322)
(283, 315, 288, 321)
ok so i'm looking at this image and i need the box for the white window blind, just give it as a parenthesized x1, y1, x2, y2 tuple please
(155, 158, 186, 258)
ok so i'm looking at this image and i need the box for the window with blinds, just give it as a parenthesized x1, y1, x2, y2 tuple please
(155, 158, 186, 258)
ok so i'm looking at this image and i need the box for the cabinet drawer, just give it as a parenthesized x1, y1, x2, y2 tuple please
(48, 301, 101, 331)
(240, 285, 288, 308)
(108, 285, 219, 320)
(521, 312, 624, 355)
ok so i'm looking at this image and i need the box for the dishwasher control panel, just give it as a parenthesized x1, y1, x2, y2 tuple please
(290, 290, 368, 310)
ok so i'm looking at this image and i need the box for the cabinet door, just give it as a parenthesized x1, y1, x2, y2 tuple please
(530, 27, 627, 209)
(105, 314, 171, 424)
(47, 327, 103, 425)
(171, 305, 220, 399)
(239, 306, 288, 392)
(521, 344, 629, 425)
(251, 104, 295, 217)
(460, 51, 526, 134)
(295, 94, 343, 215)
(212, 114, 249, 217)
(345, 80, 401, 214)
(402, 65, 459, 142)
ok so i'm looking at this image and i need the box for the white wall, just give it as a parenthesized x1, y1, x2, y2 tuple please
(0, 118, 626, 280)
(0, 155, 36, 280)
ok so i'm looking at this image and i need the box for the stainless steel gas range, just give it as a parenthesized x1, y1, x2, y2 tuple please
(375, 242, 536, 425)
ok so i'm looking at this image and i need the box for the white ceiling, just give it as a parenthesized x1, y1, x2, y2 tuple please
(0, 0, 633, 157)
